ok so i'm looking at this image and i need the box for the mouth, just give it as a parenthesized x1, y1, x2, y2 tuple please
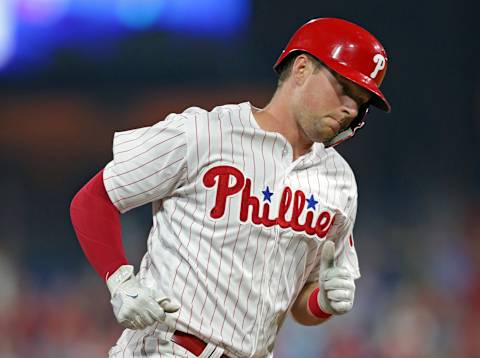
(326, 117, 342, 133)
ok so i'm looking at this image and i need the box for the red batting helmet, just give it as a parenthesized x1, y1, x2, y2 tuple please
(274, 18, 391, 146)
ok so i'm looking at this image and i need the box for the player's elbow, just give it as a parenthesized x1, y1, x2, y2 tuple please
(69, 187, 86, 230)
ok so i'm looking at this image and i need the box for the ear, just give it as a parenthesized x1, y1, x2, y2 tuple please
(291, 54, 313, 85)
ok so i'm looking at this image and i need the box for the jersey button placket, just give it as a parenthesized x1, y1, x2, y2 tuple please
(281, 147, 293, 166)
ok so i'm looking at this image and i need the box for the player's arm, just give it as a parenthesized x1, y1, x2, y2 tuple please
(70, 169, 179, 330)
(70, 169, 126, 280)
(290, 241, 355, 326)
(290, 281, 331, 325)
(70, 115, 187, 329)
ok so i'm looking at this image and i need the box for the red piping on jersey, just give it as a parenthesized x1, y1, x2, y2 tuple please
(70, 169, 128, 280)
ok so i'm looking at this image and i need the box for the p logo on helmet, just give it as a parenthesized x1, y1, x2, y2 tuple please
(370, 54, 386, 79)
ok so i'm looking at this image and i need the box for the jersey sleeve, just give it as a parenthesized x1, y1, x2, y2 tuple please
(306, 196, 360, 282)
(103, 114, 188, 213)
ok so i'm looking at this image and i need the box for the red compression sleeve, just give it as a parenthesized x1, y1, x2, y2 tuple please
(70, 170, 128, 280)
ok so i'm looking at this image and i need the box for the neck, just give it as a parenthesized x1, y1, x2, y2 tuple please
(253, 88, 313, 161)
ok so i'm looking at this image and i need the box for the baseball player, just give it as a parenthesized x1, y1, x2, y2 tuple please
(70, 18, 390, 357)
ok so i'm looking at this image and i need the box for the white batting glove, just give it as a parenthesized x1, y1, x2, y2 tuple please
(106, 265, 180, 330)
(317, 241, 355, 315)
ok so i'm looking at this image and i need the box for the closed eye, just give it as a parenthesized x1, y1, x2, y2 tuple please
(336, 75, 371, 107)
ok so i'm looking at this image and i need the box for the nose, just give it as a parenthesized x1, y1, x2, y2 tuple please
(341, 96, 359, 120)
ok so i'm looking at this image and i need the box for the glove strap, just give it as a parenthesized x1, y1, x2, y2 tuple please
(308, 287, 332, 319)
(106, 265, 134, 295)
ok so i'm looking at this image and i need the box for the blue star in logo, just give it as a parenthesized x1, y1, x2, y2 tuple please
(306, 194, 318, 210)
(262, 186, 273, 202)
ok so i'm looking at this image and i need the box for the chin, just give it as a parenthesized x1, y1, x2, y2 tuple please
(314, 129, 337, 144)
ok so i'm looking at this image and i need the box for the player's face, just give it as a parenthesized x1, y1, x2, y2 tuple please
(292, 63, 371, 144)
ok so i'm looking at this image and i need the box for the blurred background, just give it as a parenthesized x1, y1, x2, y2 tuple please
(0, 0, 479, 357)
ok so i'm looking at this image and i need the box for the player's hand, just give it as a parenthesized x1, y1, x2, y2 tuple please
(106, 265, 180, 330)
(317, 241, 355, 315)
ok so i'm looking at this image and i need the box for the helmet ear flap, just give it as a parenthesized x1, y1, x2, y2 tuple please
(324, 105, 370, 148)
(350, 104, 369, 132)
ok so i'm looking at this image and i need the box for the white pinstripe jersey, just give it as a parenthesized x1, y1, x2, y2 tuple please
(103, 102, 360, 358)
